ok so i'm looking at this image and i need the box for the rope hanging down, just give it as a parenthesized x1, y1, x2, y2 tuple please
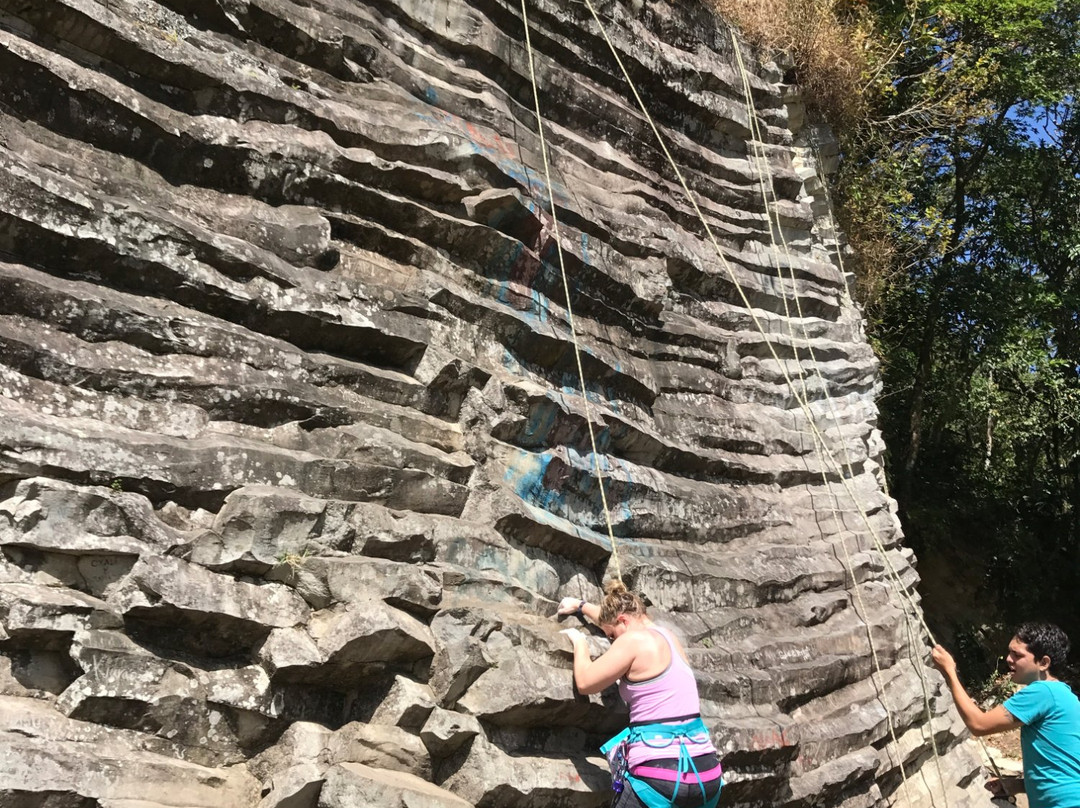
(571, 0, 939, 651)
(731, 36, 968, 807)
(577, 4, 952, 800)
(731, 34, 922, 808)
(519, 0, 623, 583)
(730, 33, 954, 807)
(806, 133, 1009, 792)
(517, 1, 963, 804)
(569, 22, 958, 792)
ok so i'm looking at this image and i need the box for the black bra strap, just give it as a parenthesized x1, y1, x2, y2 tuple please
(628, 713, 701, 728)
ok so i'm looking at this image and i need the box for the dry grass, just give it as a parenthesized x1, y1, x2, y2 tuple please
(709, 0, 915, 308)
(709, 0, 872, 128)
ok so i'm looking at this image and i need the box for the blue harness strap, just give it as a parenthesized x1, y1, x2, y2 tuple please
(600, 717, 723, 808)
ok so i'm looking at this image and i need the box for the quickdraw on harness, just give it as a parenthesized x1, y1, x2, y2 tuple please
(600, 715, 723, 808)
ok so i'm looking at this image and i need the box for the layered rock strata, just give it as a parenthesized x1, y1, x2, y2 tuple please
(0, 0, 983, 806)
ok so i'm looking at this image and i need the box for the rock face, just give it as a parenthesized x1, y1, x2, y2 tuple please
(0, 0, 983, 806)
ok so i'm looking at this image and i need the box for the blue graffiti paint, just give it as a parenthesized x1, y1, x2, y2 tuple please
(491, 280, 549, 322)
(503, 440, 636, 537)
(492, 242, 526, 306)
(502, 348, 524, 373)
(561, 377, 610, 406)
(567, 446, 636, 526)
(485, 237, 557, 323)
(411, 91, 572, 208)
(533, 287, 547, 322)
(520, 400, 559, 446)
(558, 376, 622, 420)
(505, 449, 565, 514)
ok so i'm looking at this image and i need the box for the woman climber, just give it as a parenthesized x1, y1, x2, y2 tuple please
(558, 580, 723, 808)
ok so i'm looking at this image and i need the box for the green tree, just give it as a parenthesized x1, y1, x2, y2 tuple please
(851, 0, 1080, 666)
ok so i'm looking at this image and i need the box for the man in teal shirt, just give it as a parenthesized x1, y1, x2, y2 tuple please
(933, 623, 1080, 808)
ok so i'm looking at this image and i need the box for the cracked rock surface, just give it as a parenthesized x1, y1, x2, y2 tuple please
(0, 0, 983, 806)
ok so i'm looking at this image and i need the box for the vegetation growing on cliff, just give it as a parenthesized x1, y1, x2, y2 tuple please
(716, 0, 1080, 681)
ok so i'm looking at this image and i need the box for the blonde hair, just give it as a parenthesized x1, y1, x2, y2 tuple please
(598, 579, 646, 626)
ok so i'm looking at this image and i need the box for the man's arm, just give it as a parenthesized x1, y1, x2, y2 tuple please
(932, 645, 1022, 736)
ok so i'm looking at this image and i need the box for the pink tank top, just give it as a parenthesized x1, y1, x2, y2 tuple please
(619, 627, 717, 767)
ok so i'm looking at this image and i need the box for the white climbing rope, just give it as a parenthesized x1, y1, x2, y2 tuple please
(809, 132, 1007, 800)
(730, 33, 949, 807)
(519, 0, 624, 583)
(518, 1, 957, 803)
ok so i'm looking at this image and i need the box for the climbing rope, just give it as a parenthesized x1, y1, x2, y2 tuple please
(730, 39, 919, 807)
(519, 0, 623, 582)
(516, 1, 960, 803)
(566, 0, 938, 652)
(808, 133, 1007, 797)
(731, 34, 952, 806)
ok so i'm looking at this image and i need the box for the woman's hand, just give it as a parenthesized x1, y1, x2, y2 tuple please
(560, 628, 587, 647)
(557, 597, 585, 616)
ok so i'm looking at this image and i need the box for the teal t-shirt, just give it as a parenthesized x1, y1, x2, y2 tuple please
(1003, 680, 1080, 808)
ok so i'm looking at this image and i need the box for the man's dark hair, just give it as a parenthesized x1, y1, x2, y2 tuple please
(1015, 622, 1071, 674)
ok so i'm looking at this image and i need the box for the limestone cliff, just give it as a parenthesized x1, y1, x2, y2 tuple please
(0, 0, 985, 806)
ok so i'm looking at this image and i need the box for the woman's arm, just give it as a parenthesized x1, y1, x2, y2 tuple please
(558, 597, 601, 625)
(564, 631, 637, 695)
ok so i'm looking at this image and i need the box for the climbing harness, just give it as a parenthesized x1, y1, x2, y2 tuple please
(601, 716, 723, 808)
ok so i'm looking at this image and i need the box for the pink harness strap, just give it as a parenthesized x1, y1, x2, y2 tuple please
(630, 763, 723, 783)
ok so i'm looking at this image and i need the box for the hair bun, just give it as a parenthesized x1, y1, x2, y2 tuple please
(598, 578, 645, 625)
(604, 578, 629, 597)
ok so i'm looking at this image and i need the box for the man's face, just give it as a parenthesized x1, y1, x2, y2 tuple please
(1006, 636, 1049, 684)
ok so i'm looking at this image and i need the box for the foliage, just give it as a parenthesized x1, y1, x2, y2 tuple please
(948, 622, 1017, 697)
(972, 671, 1019, 709)
(276, 547, 312, 569)
(867, 3, 1080, 640)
